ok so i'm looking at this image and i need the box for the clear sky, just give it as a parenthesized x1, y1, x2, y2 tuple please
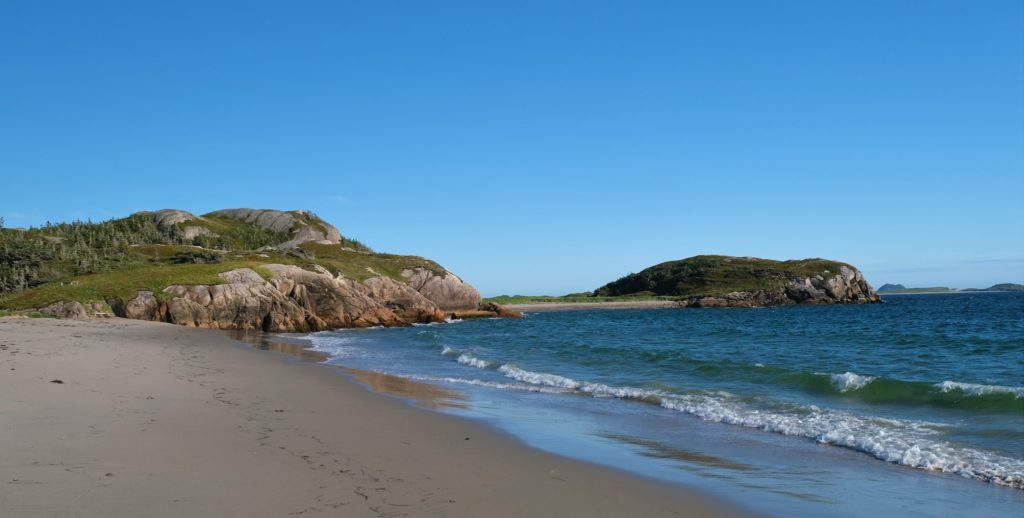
(2, 1, 1022, 296)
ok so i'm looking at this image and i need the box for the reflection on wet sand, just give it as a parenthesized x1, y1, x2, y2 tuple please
(601, 433, 758, 472)
(600, 433, 835, 504)
(225, 330, 467, 409)
(227, 331, 330, 362)
(347, 368, 468, 409)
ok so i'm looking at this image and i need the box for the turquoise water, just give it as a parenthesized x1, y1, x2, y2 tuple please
(302, 293, 1024, 517)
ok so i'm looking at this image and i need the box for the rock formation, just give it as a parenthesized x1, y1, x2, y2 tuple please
(207, 209, 342, 248)
(106, 265, 513, 332)
(149, 209, 217, 240)
(39, 301, 89, 319)
(402, 268, 482, 311)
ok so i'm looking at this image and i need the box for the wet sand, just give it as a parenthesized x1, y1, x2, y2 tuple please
(0, 317, 748, 517)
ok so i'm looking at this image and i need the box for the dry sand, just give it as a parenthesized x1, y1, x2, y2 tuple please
(504, 300, 682, 312)
(0, 317, 748, 517)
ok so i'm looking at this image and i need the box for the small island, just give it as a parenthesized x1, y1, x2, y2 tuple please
(491, 255, 880, 309)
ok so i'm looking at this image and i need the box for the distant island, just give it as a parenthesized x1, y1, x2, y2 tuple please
(489, 255, 880, 308)
(0, 209, 516, 329)
(877, 283, 1024, 294)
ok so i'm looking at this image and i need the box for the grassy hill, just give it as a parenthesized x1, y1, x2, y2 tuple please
(0, 210, 444, 311)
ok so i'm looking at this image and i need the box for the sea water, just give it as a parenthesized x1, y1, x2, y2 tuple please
(299, 293, 1024, 517)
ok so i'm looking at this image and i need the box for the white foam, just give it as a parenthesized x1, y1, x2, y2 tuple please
(484, 363, 1024, 488)
(657, 391, 1023, 488)
(441, 346, 459, 356)
(935, 381, 1024, 398)
(498, 364, 581, 389)
(306, 334, 362, 358)
(406, 375, 568, 395)
(457, 354, 493, 369)
(829, 371, 876, 392)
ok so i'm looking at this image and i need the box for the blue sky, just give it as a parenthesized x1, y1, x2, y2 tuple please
(1, 1, 1021, 295)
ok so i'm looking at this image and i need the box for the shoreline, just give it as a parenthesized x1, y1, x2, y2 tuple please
(503, 300, 681, 312)
(0, 317, 749, 517)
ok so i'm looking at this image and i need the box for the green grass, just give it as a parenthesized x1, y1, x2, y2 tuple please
(174, 215, 292, 250)
(299, 243, 445, 282)
(126, 244, 212, 260)
(0, 261, 277, 309)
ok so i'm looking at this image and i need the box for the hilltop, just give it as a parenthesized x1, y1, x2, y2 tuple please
(594, 255, 880, 307)
(0, 209, 514, 330)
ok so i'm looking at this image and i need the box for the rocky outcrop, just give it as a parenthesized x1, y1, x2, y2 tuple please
(149, 209, 217, 241)
(104, 265, 468, 332)
(402, 268, 482, 311)
(683, 265, 880, 308)
(148, 208, 345, 249)
(207, 209, 342, 248)
(150, 209, 199, 227)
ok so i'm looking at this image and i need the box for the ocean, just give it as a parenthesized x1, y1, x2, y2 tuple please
(295, 292, 1024, 517)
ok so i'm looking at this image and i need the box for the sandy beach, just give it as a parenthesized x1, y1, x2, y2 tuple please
(0, 317, 746, 518)
(503, 300, 681, 312)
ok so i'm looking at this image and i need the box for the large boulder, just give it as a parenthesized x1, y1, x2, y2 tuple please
(148, 209, 217, 241)
(149, 209, 199, 227)
(402, 267, 482, 311)
(39, 301, 88, 319)
(363, 276, 448, 323)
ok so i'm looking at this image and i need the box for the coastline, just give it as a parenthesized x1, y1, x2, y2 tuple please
(879, 290, 1020, 296)
(0, 317, 748, 517)
(503, 300, 681, 312)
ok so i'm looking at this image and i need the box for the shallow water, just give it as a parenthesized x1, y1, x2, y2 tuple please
(301, 293, 1024, 517)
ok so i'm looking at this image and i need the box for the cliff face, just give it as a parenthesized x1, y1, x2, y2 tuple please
(596, 255, 880, 308)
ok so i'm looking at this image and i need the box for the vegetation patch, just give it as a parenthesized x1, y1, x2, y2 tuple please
(179, 215, 292, 250)
(299, 243, 445, 282)
(0, 261, 278, 309)
(594, 255, 850, 298)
